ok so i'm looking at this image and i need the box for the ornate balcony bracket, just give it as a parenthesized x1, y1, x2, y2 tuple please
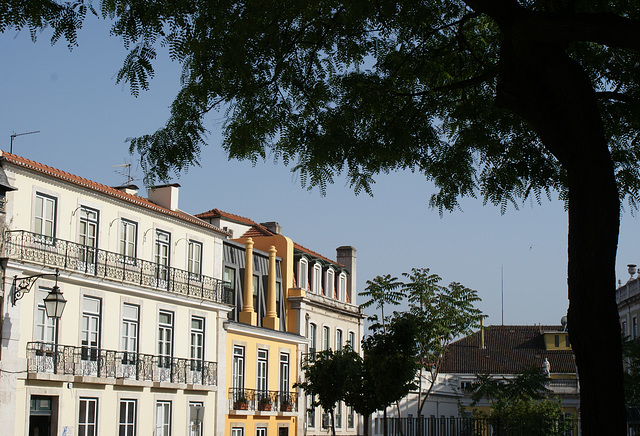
(12, 268, 60, 306)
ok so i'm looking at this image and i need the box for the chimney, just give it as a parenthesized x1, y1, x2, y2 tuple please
(148, 184, 180, 211)
(113, 184, 139, 196)
(336, 246, 357, 302)
(260, 221, 282, 235)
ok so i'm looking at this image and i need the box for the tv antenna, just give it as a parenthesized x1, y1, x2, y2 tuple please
(10, 130, 40, 153)
(113, 162, 138, 186)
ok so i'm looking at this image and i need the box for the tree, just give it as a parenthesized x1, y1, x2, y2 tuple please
(467, 368, 574, 436)
(359, 274, 404, 331)
(402, 268, 484, 422)
(3, 2, 638, 432)
(296, 346, 363, 436)
(623, 335, 640, 408)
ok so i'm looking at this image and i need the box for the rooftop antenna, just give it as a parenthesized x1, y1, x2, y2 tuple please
(113, 162, 137, 186)
(10, 130, 40, 154)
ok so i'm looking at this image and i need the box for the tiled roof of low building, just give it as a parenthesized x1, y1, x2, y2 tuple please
(2, 152, 228, 235)
(440, 325, 576, 375)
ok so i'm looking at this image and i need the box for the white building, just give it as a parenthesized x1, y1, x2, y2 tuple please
(0, 152, 232, 436)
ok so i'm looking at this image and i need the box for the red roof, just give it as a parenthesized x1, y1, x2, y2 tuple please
(196, 208, 258, 226)
(440, 325, 576, 375)
(2, 151, 228, 235)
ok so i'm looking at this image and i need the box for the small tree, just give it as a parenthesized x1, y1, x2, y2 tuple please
(296, 346, 362, 436)
(359, 274, 404, 331)
(402, 268, 484, 420)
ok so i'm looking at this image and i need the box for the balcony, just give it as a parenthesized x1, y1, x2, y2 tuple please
(5, 230, 232, 305)
(228, 388, 298, 413)
(27, 342, 217, 388)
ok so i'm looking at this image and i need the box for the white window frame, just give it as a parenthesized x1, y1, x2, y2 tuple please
(233, 345, 246, 394)
(34, 192, 57, 240)
(119, 219, 137, 263)
(348, 331, 356, 351)
(78, 397, 98, 436)
(325, 268, 335, 298)
(188, 240, 203, 279)
(119, 399, 137, 436)
(190, 317, 205, 365)
(188, 401, 204, 436)
(335, 329, 343, 351)
(158, 311, 174, 368)
(257, 349, 268, 396)
(121, 304, 139, 361)
(231, 428, 244, 436)
(308, 323, 317, 354)
(154, 230, 171, 284)
(35, 287, 57, 344)
(312, 263, 322, 294)
(323, 326, 330, 351)
(279, 352, 290, 404)
(156, 400, 172, 436)
(338, 273, 347, 302)
(298, 258, 308, 290)
(335, 401, 343, 428)
(82, 296, 102, 362)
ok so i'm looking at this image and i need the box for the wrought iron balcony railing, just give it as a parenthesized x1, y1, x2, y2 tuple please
(27, 342, 217, 386)
(5, 230, 233, 305)
(228, 388, 298, 412)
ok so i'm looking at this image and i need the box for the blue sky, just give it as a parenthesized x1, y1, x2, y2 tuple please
(2, 18, 638, 326)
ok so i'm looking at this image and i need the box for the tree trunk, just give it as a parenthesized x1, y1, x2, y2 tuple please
(491, 10, 626, 435)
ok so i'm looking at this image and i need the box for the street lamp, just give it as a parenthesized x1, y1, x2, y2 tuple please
(11, 268, 66, 318)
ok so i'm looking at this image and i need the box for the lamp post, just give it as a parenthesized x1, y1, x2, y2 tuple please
(11, 268, 67, 318)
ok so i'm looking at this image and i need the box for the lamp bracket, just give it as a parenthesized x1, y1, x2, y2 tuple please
(12, 268, 60, 306)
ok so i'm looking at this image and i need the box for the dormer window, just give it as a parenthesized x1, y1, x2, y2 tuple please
(326, 268, 335, 298)
(312, 263, 322, 294)
(338, 273, 347, 302)
(298, 258, 308, 290)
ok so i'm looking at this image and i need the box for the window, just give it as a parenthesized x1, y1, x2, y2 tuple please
(554, 334, 560, 347)
(308, 323, 317, 355)
(231, 428, 244, 436)
(348, 331, 356, 351)
(81, 296, 101, 361)
(565, 335, 570, 348)
(156, 401, 172, 436)
(34, 192, 56, 240)
(188, 402, 204, 436)
(119, 399, 137, 436)
(335, 401, 342, 428)
(190, 317, 204, 369)
(298, 258, 308, 290)
(623, 320, 628, 337)
(35, 288, 57, 344)
(634, 317, 638, 339)
(257, 349, 268, 397)
(279, 352, 290, 401)
(224, 267, 237, 319)
(232, 346, 245, 399)
(307, 396, 316, 428)
(188, 240, 202, 278)
(312, 263, 322, 294)
(326, 269, 335, 298)
(79, 206, 99, 267)
(347, 406, 355, 429)
(78, 397, 98, 436)
(336, 329, 343, 351)
(323, 326, 330, 351)
(155, 230, 171, 285)
(119, 220, 137, 263)
(338, 273, 347, 302)
(256, 428, 267, 436)
(121, 304, 139, 363)
(158, 311, 174, 368)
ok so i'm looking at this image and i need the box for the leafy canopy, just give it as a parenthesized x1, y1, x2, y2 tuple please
(6, 1, 640, 211)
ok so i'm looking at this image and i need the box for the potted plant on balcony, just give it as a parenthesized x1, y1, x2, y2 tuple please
(258, 396, 272, 411)
(280, 398, 293, 412)
(233, 395, 249, 410)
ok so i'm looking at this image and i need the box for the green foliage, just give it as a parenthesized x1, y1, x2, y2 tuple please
(359, 274, 403, 329)
(6, 0, 640, 209)
(468, 368, 573, 436)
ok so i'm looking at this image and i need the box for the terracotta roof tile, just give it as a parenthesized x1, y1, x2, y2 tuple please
(2, 151, 228, 235)
(195, 208, 258, 226)
(440, 325, 576, 375)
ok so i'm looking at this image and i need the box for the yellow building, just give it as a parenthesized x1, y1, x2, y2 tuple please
(0, 152, 232, 436)
(198, 211, 365, 436)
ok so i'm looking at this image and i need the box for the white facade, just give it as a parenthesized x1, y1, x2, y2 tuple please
(0, 153, 232, 436)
